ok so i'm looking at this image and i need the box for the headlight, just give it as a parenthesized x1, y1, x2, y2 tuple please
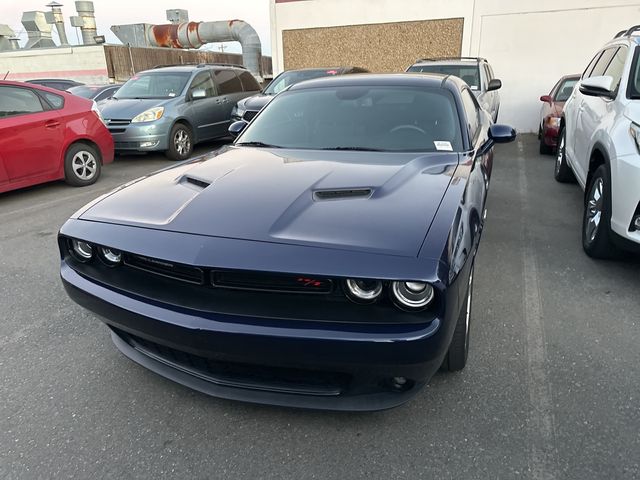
(70, 239, 94, 261)
(344, 278, 383, 303)
(546, 116, 561, 128)
(391, 281, 435, 310)
(232, 105, 246, 118)
(630, 122, 640, 154)
(91, 101, 106, 125)
(131, 107, 164, 123)
(99, 247, 122, 266)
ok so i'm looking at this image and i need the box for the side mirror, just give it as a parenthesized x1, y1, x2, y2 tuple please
(228, 120, 248, 138)
(487, 79, 502, 91)
(540, 94, 552, 103)
(191, 89, 206, 100)
(488, 124, 517, 143)
(579, 75, 615, 98)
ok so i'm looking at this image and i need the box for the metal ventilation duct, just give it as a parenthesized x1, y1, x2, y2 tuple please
(22, 11, 56, 49)
(45, 1, 70, 46)
(70, 1, 97, 45)
(111, 20, 263, 80)
(0, 25, 19, 51)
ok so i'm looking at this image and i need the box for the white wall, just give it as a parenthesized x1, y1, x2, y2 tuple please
(0, 45, 109, 84)
(271, 0, 640, 132)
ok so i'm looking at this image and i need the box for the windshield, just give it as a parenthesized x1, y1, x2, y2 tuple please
(236, 85, 462, 152)
(408, 64, 481, 90)
(554, 78, 578, 102)
(114, 72, 190, 99)
(263, 69, 342, 95)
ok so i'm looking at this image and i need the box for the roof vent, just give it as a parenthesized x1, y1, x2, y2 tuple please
(313, 188, 372, 201)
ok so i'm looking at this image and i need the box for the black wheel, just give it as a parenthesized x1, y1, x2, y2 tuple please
(539, 131, 552, 155)
(165, 123, 193, 161)
(554, 128, 575, 183)
(582, 165, 618, 259)
(64, 143, 101, 187)
(442, 263, 474, 372)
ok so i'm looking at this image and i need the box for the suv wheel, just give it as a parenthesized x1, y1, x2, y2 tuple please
(554, 128, 575, 182)
(166, 123, 193, 161)
(582, 165, 617, 258)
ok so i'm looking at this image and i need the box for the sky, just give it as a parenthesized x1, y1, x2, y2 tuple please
(2, 0, 272, 54)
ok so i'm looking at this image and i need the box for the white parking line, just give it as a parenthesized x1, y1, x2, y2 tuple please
(519, 142, 559, 480)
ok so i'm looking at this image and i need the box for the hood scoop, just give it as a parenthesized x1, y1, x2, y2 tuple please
(313, 188, 373, 201)
(182, 176, 211, 190)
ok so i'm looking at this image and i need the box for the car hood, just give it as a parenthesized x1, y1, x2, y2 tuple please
(98, 97, 173, 120)
(80, 147, 459, 257)
(238, 94, 273, 111)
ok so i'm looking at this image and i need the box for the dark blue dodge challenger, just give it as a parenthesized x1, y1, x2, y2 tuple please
(59, 74, 515, 411)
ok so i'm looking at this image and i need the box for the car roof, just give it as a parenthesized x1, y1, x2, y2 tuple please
(411, 57, 486, 66)
(143, 64, 246, 74)
(288, 73, 463, 91)
(282, 67, 361, 73)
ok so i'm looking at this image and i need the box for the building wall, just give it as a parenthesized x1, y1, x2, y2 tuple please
(282, 18, 463, 73)
(271, 0, 640, 132)
(1, 45, 109, 84)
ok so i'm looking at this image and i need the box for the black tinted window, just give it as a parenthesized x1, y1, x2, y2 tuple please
(408, 65, 481, 90)
(460, 88, 479, 140)
(589, 48, 617, 78)
(238, 71, 260, 92)
(214, 69, 242, 94)
(263, 69, 343, 95)
(237, 86, 462, 152)
(0, 86, 44, 117)
(189, 72, 216, 98)
(554, 79, 578, 102)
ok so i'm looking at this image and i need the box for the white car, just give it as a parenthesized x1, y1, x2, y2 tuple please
(556, 26, 640, 258)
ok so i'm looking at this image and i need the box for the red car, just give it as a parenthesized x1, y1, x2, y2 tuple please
(0, 80, 114, 194)
(538, 74, 580, 154)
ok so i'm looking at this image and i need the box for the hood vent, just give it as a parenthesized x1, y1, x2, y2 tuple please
(313, 188, 372, 201)
(182, 176, 211, 189)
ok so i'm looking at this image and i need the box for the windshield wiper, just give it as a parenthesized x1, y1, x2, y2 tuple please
(235, 141, 283, 148)
(320, 146, 385, 151)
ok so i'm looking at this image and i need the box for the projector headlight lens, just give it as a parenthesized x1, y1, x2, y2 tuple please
(345, 278, 383, 303)
(99, 247, 122, 266)
(391, 281, 435, 310)
(70, 239, 93, 261)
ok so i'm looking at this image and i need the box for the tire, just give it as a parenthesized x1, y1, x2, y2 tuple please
(64, 143, 101, 187)
(539, 131, 552, 155)
(165, 123, 193, 161)
(582, 165, 618, 259)
(554, 128, 575, 183)
(442, 263, 474, 372)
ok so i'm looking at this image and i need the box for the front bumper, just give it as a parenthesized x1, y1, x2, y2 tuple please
(611, 152, 640, 247)
(107, 119, 171, 152)
(542, 124, 560, 147)
(61, 262, 457, 411)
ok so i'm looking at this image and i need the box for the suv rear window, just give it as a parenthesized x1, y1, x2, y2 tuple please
(238, 71, 260, 92)
(407, 64, 481, 90)
(214, 70, 243, 95)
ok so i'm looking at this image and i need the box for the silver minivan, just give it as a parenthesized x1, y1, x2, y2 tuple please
(99, 64, 261, 160)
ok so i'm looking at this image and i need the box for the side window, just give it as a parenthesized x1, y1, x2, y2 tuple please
(213, 69, 243, 95)
(188, 71, 216, 98)
(238, 71, 260, 92)
(0, 86, 44, 118)
(589, 48, 617, 78)
(583, 52, 603, 79)
(41, 91, 64, 109)
(460, 88, 479, 140)
(604, 46, 628, 91)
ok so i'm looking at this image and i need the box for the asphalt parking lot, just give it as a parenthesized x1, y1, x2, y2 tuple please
(1, 134, 639, 479)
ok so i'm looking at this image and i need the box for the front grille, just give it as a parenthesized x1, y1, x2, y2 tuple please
(123, 253, 204, 284)
(212, 270, 333, 294)
(106, 118, 131, 126)
(108, 128, 127, 134)
(118, 330, 349, 396)
(242, 110, 258, 121)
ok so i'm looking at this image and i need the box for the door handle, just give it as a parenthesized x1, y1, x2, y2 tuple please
(45, 120, 60, 129)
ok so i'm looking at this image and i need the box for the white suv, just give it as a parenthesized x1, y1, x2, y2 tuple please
(556, 26, 640, 258)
